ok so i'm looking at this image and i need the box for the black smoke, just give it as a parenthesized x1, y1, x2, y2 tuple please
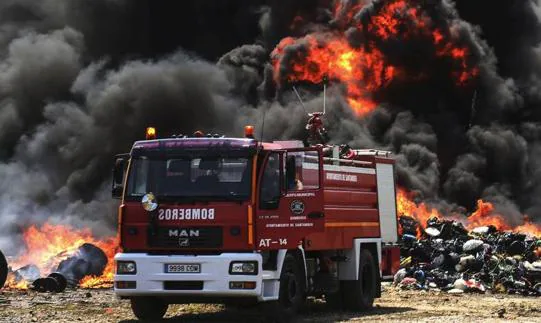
(1, 0, 541, 251)
(269, 0, 541, 227)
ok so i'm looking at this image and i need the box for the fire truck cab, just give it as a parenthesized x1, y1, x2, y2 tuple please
(112, 126, 400, 321)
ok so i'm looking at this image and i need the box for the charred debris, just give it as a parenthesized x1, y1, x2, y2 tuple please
(396, 216, 541, 295)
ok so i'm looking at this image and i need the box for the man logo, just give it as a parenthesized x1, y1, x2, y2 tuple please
(179, 238, 190, 247)
(169, 229, 200, 237)
(290, 200, 305, 215)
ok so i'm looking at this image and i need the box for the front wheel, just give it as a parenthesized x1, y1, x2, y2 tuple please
(130, 297, 168, 321)
(265, 253, 306, 322)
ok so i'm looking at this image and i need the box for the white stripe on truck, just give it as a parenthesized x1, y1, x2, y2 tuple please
(302, 163, 376, 174)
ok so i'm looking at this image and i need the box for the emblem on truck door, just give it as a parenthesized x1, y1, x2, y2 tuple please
(141, 192, 158, 211)
(290, 200, 305, 215)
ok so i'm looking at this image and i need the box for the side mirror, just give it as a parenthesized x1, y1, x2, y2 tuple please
(112, 154, 129, 199)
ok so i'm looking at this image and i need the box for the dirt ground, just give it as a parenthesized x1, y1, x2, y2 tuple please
(1, 284, 540, 323)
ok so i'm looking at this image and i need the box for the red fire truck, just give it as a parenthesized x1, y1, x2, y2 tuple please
(112, 120, 400, 321)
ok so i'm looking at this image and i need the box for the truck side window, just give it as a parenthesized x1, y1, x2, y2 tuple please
(127, 157, 149, 195)
(259, 153, 280, 209)
(285, 156, 302, 191)
(286, 151, 320, 191)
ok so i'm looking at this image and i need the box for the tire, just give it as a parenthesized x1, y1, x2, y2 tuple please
(0, 250, 7, 289)
(343, 249, 377, 311)
(266, 253, 306, 322)
(130, 297, 168, 321)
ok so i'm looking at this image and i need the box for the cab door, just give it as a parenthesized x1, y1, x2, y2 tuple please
(255, 148, 325, 250)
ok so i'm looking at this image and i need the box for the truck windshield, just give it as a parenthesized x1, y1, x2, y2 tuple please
(126, 156, 252, 201)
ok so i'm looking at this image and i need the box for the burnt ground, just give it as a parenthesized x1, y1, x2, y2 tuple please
(1, 284, 541, 323)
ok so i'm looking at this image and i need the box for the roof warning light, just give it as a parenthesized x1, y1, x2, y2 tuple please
(244, 125, 254, 139)
(146, 127, 156, 140)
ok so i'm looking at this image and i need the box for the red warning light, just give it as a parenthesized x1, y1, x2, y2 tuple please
(244, 125, 254, 138)
(193, 130, 204, 137)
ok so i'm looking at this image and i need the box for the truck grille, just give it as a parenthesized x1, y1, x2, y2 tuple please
(149, 226, 223, 248)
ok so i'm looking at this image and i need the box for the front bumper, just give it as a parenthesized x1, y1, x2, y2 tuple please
(113, 253, 263, 299)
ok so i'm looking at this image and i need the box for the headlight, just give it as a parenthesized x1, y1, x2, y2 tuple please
(117, 261, 137, 274)
(229, 261, 258, 275)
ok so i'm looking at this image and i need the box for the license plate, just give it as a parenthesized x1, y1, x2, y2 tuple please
(164, 263, 201, 273)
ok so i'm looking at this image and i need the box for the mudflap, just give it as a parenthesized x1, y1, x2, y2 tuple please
(381, 245, 401, 279)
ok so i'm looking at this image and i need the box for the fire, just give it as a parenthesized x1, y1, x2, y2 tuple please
(271, 34, 395, 116)
(271, 0, 479, 117)
(397, 188, 541, 238)
(5, 223, 117, 289)
(466, 204, 541, 237)
(368, 0, 426, 40)
(432, 30, 443, 44)
(465, 200, 508, 231)
(6, 276, 29, 290)
(396, 188, 441, 237)
(515, 216, 541, 238)
(436, 37, 479, 85)
(79, 237, 117, 288)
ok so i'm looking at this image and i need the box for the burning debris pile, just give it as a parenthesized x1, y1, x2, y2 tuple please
(396, 193, 541, 295)
(9, 243, 108, 293)
(3, 223, 117, 292)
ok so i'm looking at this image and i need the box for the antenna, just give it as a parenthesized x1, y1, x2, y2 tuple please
(292, 85, 309, 115)
(322, 75, 328, 115)
(260, 106, 267, 147)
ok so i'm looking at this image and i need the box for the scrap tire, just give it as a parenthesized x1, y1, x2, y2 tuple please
(343, 249, 377, 311)
(0, 250, 7, 289)
(265, 253, 306, 322)
(130, 297, 168, 321)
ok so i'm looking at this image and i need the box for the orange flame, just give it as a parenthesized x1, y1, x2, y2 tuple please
(396, 188, 441, 237)
(5, 274, 29, 289)
(465, 200, 508, 231)
(397, 187, 541, 238)
(514, 216, 541, 238)
(5, 223, 117, 289)
(466, 205, 541, 237)
(435, 36, 479, 85)
(271, 34, 395, 116)
(271, 0, 479, 117)
(368, 1, 427, 40)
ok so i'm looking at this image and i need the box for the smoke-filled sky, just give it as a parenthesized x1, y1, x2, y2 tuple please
(1, 0, 541, 252)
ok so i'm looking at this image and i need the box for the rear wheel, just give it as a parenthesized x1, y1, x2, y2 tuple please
(343, 249, 377, 311)
(0, 250, 7, 289)
(130, 297, 168, 321)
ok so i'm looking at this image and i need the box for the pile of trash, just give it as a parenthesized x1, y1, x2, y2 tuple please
(396, 216, 541, 295)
